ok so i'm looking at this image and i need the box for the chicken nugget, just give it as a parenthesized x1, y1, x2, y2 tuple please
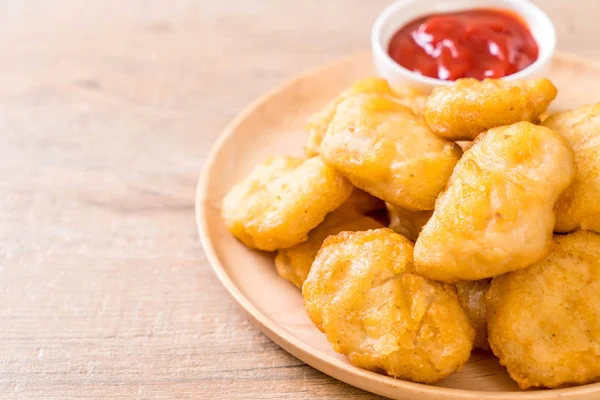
(275, 211, 382, 289)
(221, 156, 353, 251)
(424, 78, 557, 140)
(305, 78, 426, 156)
(487, 231, 600, 389)
(455, 280, 491, 350)
(391, 85, 427, 116)
(320, 94, 462, 210)
(386, 203, 432, 242)
(542, 104, 600, 233)
(303, 228, 474, 383)
(275, 187, 383, 288)
(414, 122, 575, 282)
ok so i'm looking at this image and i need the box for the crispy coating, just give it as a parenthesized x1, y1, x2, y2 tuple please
(414, 122, 575, 282)
(392, 85, 428, 116)
(455, 280, 491, 350)
(320, 94, 462, 210)
(275, 211, 383, 289)
(543, 104, 600, 233)
(221, 156, 353, 251)
(275, 187, 383, 288)
(386, 203, 432, 242)
(487, 231, 600, 389)
(303, 228, 475, 383)
(424, 78, 557, 140)
(305, 78, 426, 156)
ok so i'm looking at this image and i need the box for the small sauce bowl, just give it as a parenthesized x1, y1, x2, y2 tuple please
(371, 0, 556, 91)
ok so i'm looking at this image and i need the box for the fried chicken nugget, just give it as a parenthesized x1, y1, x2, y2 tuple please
(275, 188, 383, 288)
(414, 122, 575, 282)
(221, 156, 353, 251)
(392, 85, 427, 116)
(455, 280, 491, 350)
(386, 203, 432, 242)
(305, 78, 426, 156)
(275, 212, 383, 289)
(487, 231, 600, 389)
(320, 94, 462, 210)
(542, 104, 600, 233)
(303, 228, 475, 383)
(424, 78, 557, 140)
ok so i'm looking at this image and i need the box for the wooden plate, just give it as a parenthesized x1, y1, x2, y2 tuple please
(197, 52, 600, 400)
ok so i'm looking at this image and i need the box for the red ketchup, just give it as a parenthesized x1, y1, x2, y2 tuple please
(387, 8, 539, 81)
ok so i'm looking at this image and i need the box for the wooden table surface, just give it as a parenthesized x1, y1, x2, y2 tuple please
(0, 1, 597, 399)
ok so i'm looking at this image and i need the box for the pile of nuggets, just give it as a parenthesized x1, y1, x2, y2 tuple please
(221, 76, 600, 389)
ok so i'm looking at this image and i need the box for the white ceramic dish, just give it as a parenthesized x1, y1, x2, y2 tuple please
(371, 0, 556, 90)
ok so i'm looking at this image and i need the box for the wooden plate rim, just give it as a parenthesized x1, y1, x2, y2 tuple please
(196, 51, 600, 400)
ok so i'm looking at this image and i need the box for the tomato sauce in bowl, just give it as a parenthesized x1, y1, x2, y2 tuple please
(387, 8, 539, 81)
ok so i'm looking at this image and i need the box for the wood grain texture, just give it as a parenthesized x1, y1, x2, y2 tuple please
(0, 1, 596, 399)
